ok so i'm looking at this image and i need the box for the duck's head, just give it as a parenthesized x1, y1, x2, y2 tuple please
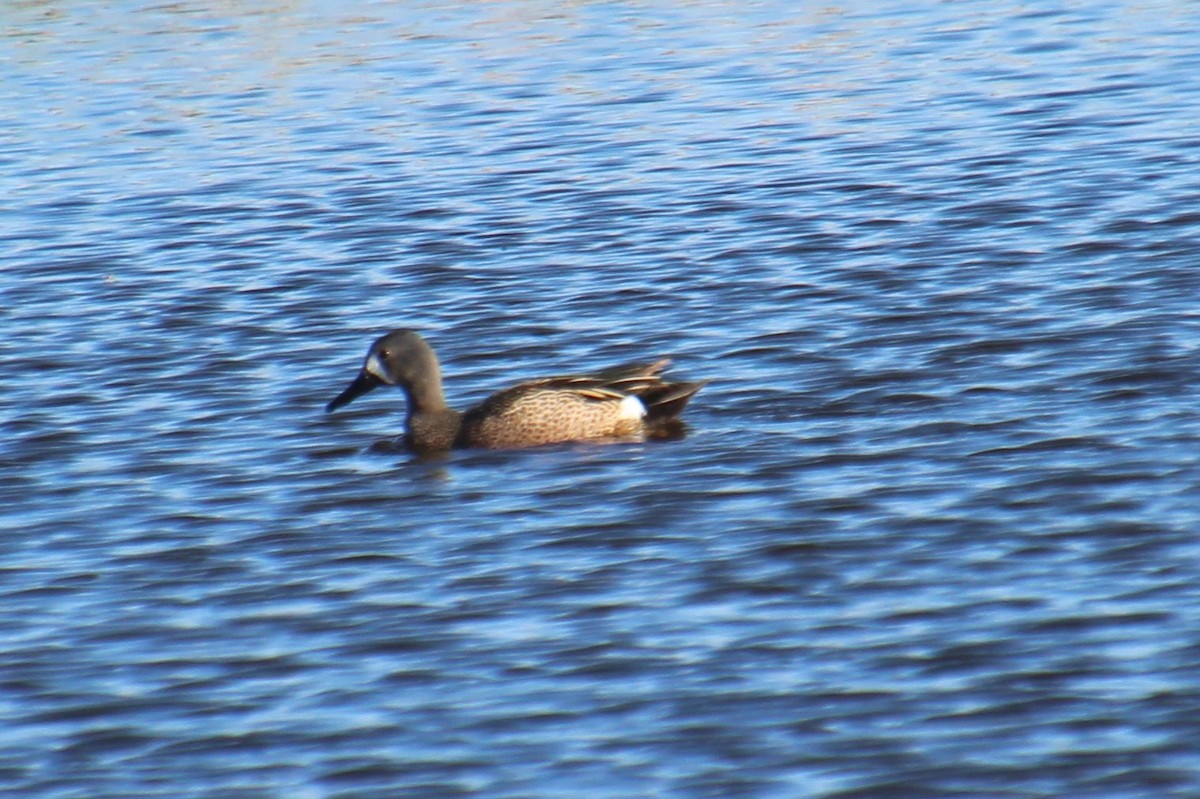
(325, 329, 442, 412)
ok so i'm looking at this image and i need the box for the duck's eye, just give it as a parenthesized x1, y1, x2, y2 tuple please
(379, 349, 389, 360)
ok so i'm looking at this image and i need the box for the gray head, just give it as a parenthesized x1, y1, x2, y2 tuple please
(325, 329, 446, 413)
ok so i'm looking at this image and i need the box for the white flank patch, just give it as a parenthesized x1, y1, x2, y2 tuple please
(619, 395, 646, 420)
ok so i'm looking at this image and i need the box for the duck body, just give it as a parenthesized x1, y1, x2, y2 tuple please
(326, 329, 705, 451)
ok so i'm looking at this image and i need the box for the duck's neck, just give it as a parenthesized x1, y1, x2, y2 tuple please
(400, 358, 461, 450)
(402, 366, 449, 415)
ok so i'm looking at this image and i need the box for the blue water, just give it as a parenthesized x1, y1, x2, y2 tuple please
(4, 2, 1200, 796)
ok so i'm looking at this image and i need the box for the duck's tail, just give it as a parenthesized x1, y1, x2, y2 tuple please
(596, 358, 706, 421)
(640, 379, 708, 421)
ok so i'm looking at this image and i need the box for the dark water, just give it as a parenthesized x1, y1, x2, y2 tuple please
(4, 2, 1200, 796)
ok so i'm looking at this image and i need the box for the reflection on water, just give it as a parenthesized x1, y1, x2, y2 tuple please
(4, 1, 1200, 797)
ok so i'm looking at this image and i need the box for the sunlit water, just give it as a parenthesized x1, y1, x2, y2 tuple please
(3, 2, 1200, 796)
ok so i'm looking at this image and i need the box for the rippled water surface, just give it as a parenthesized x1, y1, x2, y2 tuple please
(4, 2, 1200, 796)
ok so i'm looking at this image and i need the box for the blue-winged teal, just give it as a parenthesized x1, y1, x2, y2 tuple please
(326, 329, 706, 451)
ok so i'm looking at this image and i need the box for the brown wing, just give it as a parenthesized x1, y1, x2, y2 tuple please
(459, 357, 704, 447)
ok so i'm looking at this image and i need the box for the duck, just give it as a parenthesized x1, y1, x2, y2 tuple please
(326, 329, 706, 451)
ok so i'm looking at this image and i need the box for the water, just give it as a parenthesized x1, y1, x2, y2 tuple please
(3, 1, 1200, 796)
